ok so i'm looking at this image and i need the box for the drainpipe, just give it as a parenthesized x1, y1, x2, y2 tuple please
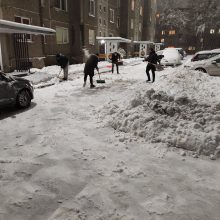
(39, 0, 45, 55)
(0, 0, 4, 71)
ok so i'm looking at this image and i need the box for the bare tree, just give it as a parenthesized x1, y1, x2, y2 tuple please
(191, 0, 220, 49)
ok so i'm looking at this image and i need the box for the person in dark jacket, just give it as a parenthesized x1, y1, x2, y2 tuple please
(145, 48, 159, 83)
(83, 54, 99, 88)
(110, 52, 121, 74)
(56, 53, 69, 80)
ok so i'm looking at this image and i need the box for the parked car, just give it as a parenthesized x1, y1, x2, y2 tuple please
(184, 54, 220, 76)
(191, 49, 220, 62)
(0, 72, 34, 108)
(160, 48, 182, 66)
(156, 50, 164, 56)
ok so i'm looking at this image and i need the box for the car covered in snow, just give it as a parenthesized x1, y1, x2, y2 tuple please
(191, 49, 220, 62)
(176, 48, 187, 59)
(184, 54, 220, 76)
(160, 48, 182, 66)
(0, 72, 34, 108)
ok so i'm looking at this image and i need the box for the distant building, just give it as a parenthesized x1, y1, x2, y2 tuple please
(155, 0, 220, 53)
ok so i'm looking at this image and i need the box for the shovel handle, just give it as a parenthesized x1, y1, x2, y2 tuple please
(97, 69, 101, 80)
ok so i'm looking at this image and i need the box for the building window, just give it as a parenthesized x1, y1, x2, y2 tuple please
(15, 16, 32, 41)
(41, 0, 45, 7)
(162, 30, 165, 35)
(117, 17, 120, 28)
(43, 35, 47, 44)
(56, 27, 69, 44)
(188, 46, 195, 51)
(169, 30, 176, 35)
(110, 9, 114, 23)
(161, 38, 164, 43)
(89, 29, 95, 45)
(99, 31, 102, 36)
(117, 0, 120, 8)
(139, 23, 142, 32)
(55, 0, 68, 11)
(99, 18, 102, 25)
(103, 19, 106, 26)
(140, 6, 143, 16)
(89, 0, 95, 16)
(131, 19, 134, 29)
(99, 5, 102, 12)
(103, 6, 106, 12)
(210, 29, 215, 34)
(131, 0, 135, 11)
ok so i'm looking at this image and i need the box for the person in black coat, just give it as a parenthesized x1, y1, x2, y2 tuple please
(56, 53, 69, 80)
(110, 52, 121, 74)
(145, 48, 159, 83)
(83, 54, 99, 88)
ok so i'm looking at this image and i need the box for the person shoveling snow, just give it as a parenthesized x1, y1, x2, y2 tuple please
(56, 53, 69, 81)
(83, 53, 100, 88)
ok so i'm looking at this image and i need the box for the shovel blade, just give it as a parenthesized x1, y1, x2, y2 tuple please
(96, 80, 106, 83)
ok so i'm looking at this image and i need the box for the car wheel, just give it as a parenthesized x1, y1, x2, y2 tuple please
(195, 68, 206, 73)
(16, 89, 31, 108)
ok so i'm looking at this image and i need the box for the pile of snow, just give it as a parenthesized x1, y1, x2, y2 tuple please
(101, 67, 220, 158)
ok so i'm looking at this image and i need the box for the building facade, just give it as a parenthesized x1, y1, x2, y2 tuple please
(0, 0, 150, 72)
(120, 0, 144, 57)
(142, 0, 157, 42)
(0, 0, 82, 72)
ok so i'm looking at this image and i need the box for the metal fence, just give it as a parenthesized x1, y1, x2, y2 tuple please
(13, 33, 31, 72)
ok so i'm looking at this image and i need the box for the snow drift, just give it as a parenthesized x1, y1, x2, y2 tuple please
(102, 67, 220, 158)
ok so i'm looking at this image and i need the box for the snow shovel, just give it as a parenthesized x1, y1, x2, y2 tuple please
(57, 68, 63, 79)
(96, 70, 105, 84)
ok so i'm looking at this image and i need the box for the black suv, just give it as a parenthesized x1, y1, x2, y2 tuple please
(0, 72, 34, 108)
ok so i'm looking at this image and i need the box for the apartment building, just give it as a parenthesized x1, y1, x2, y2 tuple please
(80, 0, 122, 57)
(0, 0, 81, 72)
(0, 0, 149, 72)
(142, 0, 157, 42)
(120, 0, 144, 57)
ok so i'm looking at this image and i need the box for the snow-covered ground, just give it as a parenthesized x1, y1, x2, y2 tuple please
(0, 61, 220, 220)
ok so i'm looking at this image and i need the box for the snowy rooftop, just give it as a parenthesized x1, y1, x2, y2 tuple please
(0, 19, 56, 35)
(96, 36, 131, 43)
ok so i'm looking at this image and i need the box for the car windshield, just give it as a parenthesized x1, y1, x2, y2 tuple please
(193, 54, 212, 61)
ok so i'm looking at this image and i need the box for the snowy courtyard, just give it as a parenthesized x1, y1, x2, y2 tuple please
(0, 60, 220, 220)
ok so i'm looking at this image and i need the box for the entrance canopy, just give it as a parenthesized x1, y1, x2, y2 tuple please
(133, 41, 154, 44)
(134, 41, 154, 57)
(96, 37, 131, 43)
(154, 43, 163, 51)
(0, 19, 55, 35)
(96, 37, 131, 60)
